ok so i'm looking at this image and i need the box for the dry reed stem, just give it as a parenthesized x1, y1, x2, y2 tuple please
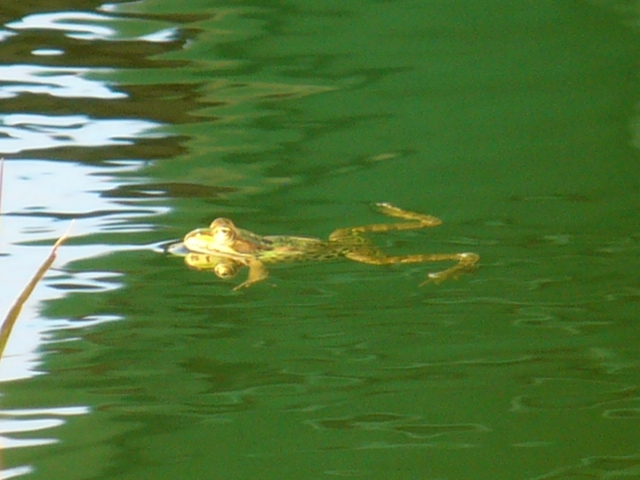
(0, 221, 74, 359)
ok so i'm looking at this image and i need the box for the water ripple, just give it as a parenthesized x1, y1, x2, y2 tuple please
(0, 65, 125, 100)
(6, 11, 178, 43)
(0, 113, 161, 154)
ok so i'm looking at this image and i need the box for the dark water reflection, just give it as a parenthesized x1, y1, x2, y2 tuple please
(1, 1, 640, 479)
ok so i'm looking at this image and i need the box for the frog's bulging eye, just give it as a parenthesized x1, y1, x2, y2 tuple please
(215, 263, 238, 278)
(213, 226, 235, 244)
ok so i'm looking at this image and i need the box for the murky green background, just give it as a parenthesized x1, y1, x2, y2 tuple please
(1, 1, 639, 479)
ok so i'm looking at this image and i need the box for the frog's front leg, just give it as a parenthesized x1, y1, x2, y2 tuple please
(233, 259, 269, 290)
(345, 251, 479, 286)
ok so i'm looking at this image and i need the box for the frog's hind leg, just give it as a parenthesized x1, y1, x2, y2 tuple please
(329, 203, 442, 241)
(345, 250, 479, 286)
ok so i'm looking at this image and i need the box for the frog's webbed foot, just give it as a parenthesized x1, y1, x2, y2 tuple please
(233, 259, 269, 291)
(419, 252, 479, 286)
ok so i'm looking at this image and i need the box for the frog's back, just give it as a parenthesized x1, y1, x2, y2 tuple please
(255, 235, 343, 263)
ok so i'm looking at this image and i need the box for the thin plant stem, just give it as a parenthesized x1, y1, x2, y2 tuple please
(0, 221, 74, 359)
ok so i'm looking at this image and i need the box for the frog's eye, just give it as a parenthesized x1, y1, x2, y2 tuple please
(215, 263, 238, 278)
(213, 225, 235, 244)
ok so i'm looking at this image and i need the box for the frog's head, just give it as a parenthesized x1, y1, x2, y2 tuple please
(183, 219, 237, 256)
(183, 218, 266, 257)
(208, 218, 238, 247)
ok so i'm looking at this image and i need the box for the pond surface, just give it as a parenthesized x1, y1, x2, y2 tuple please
(1, 1, 640, 479)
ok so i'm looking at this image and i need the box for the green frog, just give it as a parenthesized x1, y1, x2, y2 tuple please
(169, 203, 479, 290)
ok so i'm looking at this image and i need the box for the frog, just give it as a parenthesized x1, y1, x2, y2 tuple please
(169, 202, 479, 290)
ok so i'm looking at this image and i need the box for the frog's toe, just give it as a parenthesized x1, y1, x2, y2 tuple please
(376, 202, 399, 209)
(233, 282, 253, 291)
(375, 202, 402, 213)
(420, 272, 447, 286)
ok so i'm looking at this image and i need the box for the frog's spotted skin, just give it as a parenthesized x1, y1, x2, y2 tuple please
(171, 203, 479, 290)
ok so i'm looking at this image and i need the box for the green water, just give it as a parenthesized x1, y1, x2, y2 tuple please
(1, 1, 639, 479)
